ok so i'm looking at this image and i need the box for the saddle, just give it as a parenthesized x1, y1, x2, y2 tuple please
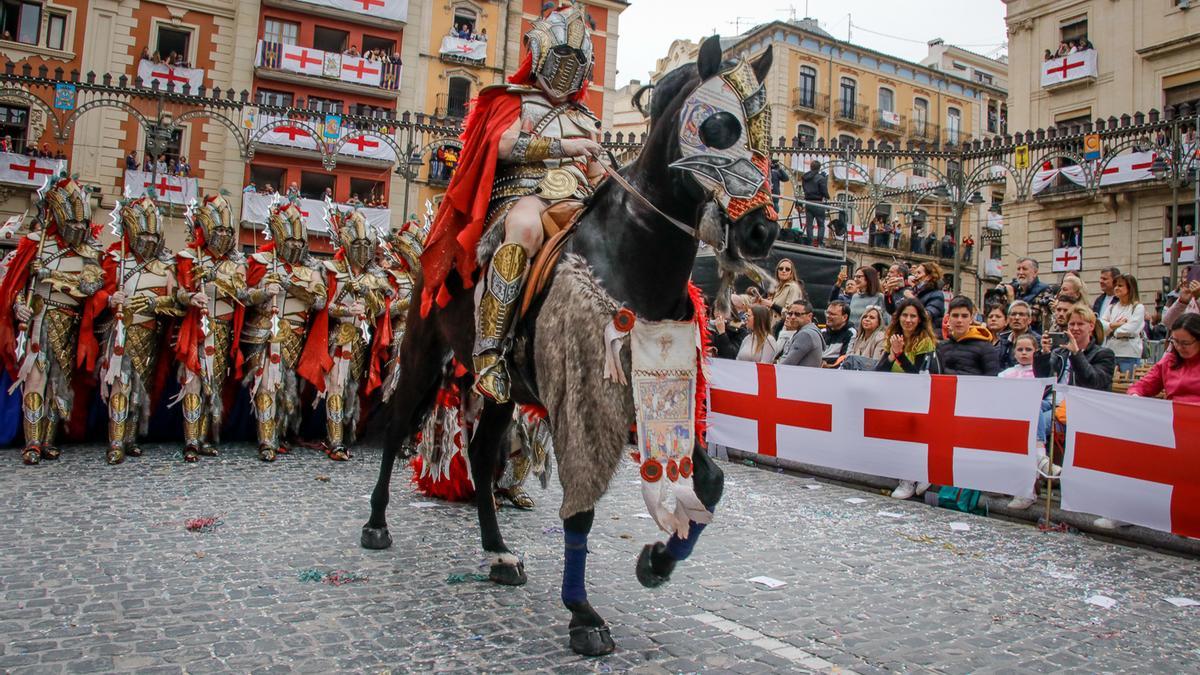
(519, 200, 586, 318)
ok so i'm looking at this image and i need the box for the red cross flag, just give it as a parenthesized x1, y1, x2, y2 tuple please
(340, 55, 382, 87)
(1163, 236, 1197, 264)
(137, 59, 203, 91)
(0, 154, 62, 185)
(1063, 387, 1200, 538)
(122, 170, 198, 205)
(707, 363, 1047, 495)
(1099, 151, 1156, 187)
(1052, 246, 1082, 273)
(280, 44, 325, 76)
(1040, 49, 1097, 87)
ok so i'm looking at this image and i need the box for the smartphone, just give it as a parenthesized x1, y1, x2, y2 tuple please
(1048, 332, 1069, 349)
(1187, 265, 1200, 284)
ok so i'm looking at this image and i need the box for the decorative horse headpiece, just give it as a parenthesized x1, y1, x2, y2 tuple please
(671, 47, 776, 224)
(327, 203, 377, 269)
(37, 175, 92, 246)
(190, 193, 235, 257)
(118, 194, 165, 260)
(525, 1, 594, 102)
(266, 198, 308, 264)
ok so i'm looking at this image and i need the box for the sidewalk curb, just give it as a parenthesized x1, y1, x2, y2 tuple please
(722, 447, 1200, 558)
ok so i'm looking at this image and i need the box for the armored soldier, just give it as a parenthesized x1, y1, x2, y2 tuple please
(242, 200, 326, 462)
(0, 177, 104, 465)
(379, 223, 423, 402)
(173, 195, 261, 462)
(98, 195, 184, 465)
(419, 1, 604, 403)
(302, 207, 391, 461)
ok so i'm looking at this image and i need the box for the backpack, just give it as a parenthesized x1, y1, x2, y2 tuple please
(936, 485, 987, 516)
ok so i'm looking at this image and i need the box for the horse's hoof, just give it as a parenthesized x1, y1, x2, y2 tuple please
(488, 560, 527, 586)
(360, 525, 393, 550)
(636, 542, 675, 589)
(569, 624, 615, 657)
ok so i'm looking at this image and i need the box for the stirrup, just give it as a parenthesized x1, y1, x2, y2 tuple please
(473, 353, 511, 403)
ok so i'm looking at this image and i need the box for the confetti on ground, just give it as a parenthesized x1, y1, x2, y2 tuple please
(635, 513, 654, 519)
(1165, 597, 1200, 608)
(543, 526, 564, 535)
(297, 568, 369, 585)
(411, 502, 442, 508)
(949, 522, 970, 532)
(877, 511, 907, 519)
(803, 484, 822, 490)
(1086, 595, 1118, 609)
(446, 573, 490, 584)
(747, 576, 787, 589)
(184, 517, 222, 533)
(844, 497, 868, 504)
(314, 475, 330, 482)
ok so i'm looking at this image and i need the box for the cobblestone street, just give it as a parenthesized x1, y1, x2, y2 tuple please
(1, 445, 1198, 674)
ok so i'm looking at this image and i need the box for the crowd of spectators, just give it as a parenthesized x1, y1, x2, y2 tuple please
(240, 181, 387, 208)
(708, 253, 1200, 526)
(343, 45, 404, 65)
(125, 151, 191, 177)
(429, 145, 460, 183)
(141, 47, 192, 69)
(1043, 37, 1094, 61)
(1, 136, 66, 160)
(449, 24, 489, 42)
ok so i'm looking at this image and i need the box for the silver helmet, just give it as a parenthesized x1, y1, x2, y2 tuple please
(38, 177, 93, 247)
(193, 194, 235, 257)
(525, 2, 594, 102)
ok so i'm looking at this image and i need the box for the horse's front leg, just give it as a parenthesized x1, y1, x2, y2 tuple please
(470, 400, 527, 586)
(637, 441, 725, 588)
(562, 509, 615, 656)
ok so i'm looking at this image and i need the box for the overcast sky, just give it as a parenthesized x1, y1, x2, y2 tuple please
(615, 0, 1009, 86)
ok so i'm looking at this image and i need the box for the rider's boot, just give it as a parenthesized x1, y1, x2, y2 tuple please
(473, 242, 529, 404)
(21, 392, 44, 465)
(182, 392, 203, 463)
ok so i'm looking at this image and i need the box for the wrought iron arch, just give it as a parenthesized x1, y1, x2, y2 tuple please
(246, 118, 328, 163)
(0, 87, 62, 140)
(412, 136, 464, 162)
(1019, 149, 1094, 198)
(61, 98, 151, 142)
(172, 109, 249, 160)
(963, 156, 1024, 199)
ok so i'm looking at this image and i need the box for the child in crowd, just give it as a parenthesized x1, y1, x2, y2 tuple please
(999, 333, 1038, 379)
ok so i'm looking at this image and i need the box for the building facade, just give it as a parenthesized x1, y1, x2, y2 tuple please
(1004, 0, 1200, 305)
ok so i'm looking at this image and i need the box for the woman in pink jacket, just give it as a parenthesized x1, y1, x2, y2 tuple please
(1128, 314, 1200, 403)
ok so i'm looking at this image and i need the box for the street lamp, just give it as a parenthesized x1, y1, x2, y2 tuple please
(395, 143, 423, 228)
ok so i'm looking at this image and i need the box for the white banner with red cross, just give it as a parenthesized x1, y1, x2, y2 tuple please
(122, 170, 198, 205)
(1163, 236, 1197, 264)
(707, 362, 1047, 497)
(241, 193, 391, 237)
(278, 43, 325, 77)
(0, 152, 65, 186)
(137, 59, 204, 91)
(1040, 49, 1098, 87)
(439, 36, 488, 61)
(1062, 387, 1200, 539)
(294, 0, 408, 22)
(338, 132, 397, 161)
(1099, 151, 1156, 187)
(1052, 246, 1082, 272)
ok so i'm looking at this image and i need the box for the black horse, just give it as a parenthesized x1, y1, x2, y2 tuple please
(361, 36, 777, 656)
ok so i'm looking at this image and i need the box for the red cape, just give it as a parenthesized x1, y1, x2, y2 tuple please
(174, 243, 246, 379)
(297, 264, 335, 391)
(0, 230, 102, 378)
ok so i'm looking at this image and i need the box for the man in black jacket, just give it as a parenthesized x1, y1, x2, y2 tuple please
(769, 159, 790, 214)
(821, 300, 855, 367)
(801, 160, 829, 246)
(938, 296, 1001, 376)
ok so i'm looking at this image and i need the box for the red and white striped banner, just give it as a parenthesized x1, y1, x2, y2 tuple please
(137, 59, 204, 91)
(708, 362, 1047, 497)
(1063, 387, 1200, 538)
(0, 152, 64, 186)
(123, 170, 198, 205)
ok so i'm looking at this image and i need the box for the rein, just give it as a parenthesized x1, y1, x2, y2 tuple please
(597, 155, 708, 242)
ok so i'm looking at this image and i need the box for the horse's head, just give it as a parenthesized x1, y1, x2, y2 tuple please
(638, 35, 778, 261)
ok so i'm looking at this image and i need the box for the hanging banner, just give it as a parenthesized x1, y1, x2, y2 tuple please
(241, 193, 390, 237)
(0, 153, 66, 186)
(1099, 151, 1156, 187)
(1040, 49, 1098, 87)
(1163, 236, 1197, 264)
(137, 59, 204, 91)
(123, 170, 199, 205)
(439, 36, 487, 61)
(1063, 387, 1200, 539)
(294, 0, 408, 22)
(1052, 246, 1082, 272)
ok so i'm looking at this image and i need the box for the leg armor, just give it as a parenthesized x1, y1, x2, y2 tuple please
(326, 392, 348, 461)
(21, 392, 44, 465)
(107, 389, 129, 464)
(41, 406, 60, 461)
(182, 391, 203, 462)
(473, 242, 529, 403)
(254, 390, 278, 460)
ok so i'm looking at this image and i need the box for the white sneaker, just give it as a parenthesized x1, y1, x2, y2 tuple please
(1037, 448, 1061, 477)
(891, 480, 916, 499)
(915, 481, 931, 496)
(1093, 517, 1130, 529)
(1008, 496, 1037, 510)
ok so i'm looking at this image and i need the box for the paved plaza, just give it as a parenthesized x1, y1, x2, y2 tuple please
(1, 445, 1198, 674)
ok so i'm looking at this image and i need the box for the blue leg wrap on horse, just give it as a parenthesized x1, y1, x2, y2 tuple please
(562, 529, 588, 605)
(665, 505, 716, 561)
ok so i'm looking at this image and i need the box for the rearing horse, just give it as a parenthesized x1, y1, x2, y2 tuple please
(361, 36, 778, 656)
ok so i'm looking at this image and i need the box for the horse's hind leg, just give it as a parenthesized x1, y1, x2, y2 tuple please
(361, 323, 445, 550)
(636, 442, 725, 588)
(561, 509, 615, 656)
(469, 401, 527, 586)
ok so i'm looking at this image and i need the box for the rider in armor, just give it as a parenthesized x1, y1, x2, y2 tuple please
(420, 1, 605, 404)
(0, 177, 104, 465)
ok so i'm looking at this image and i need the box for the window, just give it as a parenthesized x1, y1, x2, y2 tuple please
(349, 178, 385, 205)
(249, 165, 284, 193)
(796, 123, 817, 146)
(447, 77, 471, 118)
(912, 158, 928, 177)
(143, 122, 184, 163)
(263, 18, 299, 46)
(313, 26, 348, 53)
(877, 87, 894, 113)
(1168, 203, 1196, 238)
(974, 71, 994, 85)
(1056, 217, 1083, 248)
(951, 61, 967, 71)
(798, 66, 817, 108)
(1, 1, 41, 45)
(255, 89, 294, 108)
(946, 107, 962, 144)
(350, 103, 391, 119)
(878, 155, 894, 170)
(46, 12, 66, 51)
(1060, 17, 1088, 45)
(308, 96, 343, 115)
(1164, 80, 1200, 110)
(987, 101, 999, 134)
(452, 7, 478, 34)
(913, 97, 929, 123)
(0, 103, 29, 151)
(362, 35, 395, 56)
(838, 133, 857, 149)
(156, 26, 191, 63)
(839, 77, 856, 116)
(300, 171, 335, 200)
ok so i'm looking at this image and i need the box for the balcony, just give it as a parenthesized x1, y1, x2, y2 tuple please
(1041, 49, 1098, 90)
(834, 100, 870, 127)
(434, 93, 468, 121)
(255, 40, 402, 98)
(439, 36, 488, 66)
(791, 89, 829, 117)
(908, 119, 939, 142)
(242, 192, 392, 235)
(251, 114, 399, 166)
(874, 110, 905, 136)
(262, 0, 407, 28)
(137, 59, 204, 91)
(943, 128, 972, 147)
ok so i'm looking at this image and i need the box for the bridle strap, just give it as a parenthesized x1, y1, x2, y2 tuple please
(598, 157, 697, 239)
